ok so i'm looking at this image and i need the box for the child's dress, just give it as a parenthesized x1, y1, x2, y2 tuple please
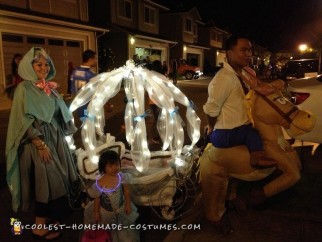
(84, 173, 139, 242)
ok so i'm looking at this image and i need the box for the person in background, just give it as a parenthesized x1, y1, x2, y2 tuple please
(148, 60, 165, 145)
(67, 61, 74, 94)
(70, 50, 97, 95)
(133, 54, 140, 64)
(5, 53, 23, 100)
(170, 58, 178, 85)
(143, 56, 152, 70)
(70, 49, 97, 117)
(162, 60, 168, 76)
(70, 50, 113, 120)
(151, 59, 163, 74)
(258, 62, 266, 79)
(6, 47, 81, 240)
(84, 150, 139, 242)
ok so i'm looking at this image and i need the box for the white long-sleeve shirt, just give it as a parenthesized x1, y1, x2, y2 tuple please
(203, 62, 250, 129)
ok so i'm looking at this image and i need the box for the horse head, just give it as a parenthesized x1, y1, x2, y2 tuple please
(250, 80, 316, 138)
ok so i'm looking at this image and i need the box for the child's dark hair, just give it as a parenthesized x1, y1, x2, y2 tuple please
(98, 150, 120, 173)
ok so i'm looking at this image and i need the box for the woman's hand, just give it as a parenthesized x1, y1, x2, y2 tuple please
(38, 147, 52, 163)
(32, 138, 52, 163)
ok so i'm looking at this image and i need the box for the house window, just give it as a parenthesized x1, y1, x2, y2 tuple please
(213, 32, 222, 42)
(185, 18, 192, 33)
(48, 39, 64, 46)
(118, 0, 132, 19)
(27, 36, 45, 44)
(216, 33, 222, 42)
(144, 6, 155, 24)
(193, 23, 198, 36)
(2, 33, 23, 42)
(67, 41, 81, 47)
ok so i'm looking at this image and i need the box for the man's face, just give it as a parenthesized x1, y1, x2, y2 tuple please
(227, 38, 252, 68)
(89, 55, 97, 67)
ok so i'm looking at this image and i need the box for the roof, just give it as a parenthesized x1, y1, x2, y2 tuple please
(0, 10, 109, 32)
(145, 0, 169, 10)
(158, 6, 204, 24)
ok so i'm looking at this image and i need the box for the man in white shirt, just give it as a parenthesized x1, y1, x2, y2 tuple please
(202, 34, 277, 234)
(204, 36, 276, 169)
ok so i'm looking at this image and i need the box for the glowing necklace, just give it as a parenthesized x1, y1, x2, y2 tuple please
(96, 173, 121, 194)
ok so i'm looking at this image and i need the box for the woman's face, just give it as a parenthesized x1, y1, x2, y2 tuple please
(15, 56, 22, 65)
(32, 56, 50, 80)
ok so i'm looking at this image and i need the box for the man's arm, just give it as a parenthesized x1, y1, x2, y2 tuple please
(205, 114, 217, 135)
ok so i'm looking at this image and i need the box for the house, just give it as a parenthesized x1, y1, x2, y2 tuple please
(89, 0, 176, 71)
(275, 49, 294, 67)
(158, 6, 208, 71)
(252, 44, 270, 67)
(0, 0, 108, 93)
(199, 20, 231, 74)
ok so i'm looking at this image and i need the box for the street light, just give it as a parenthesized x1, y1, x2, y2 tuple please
(299, 44, 308, 52)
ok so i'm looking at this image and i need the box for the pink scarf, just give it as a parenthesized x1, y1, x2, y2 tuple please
(35, 79, 58, 96)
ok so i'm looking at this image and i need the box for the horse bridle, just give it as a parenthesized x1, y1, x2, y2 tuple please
(258, 92, 298, 125)
(236, 74, 298, 125)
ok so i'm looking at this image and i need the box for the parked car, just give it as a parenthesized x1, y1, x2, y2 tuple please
(286, 75, 322, 143)
(280, 59, 319, 80)
(169, 59, 203, 80)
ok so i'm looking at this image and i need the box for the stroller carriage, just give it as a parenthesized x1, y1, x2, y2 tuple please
(70, 61, 201, 220)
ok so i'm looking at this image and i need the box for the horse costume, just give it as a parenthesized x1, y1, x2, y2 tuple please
(200, 80, 315, 222)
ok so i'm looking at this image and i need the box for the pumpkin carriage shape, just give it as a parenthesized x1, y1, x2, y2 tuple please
(69, 60, 201, 220)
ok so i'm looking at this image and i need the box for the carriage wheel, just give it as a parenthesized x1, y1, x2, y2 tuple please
(150, 176, 198, 221)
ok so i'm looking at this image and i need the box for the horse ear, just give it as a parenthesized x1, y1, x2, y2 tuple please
(270, 79, 285, 90)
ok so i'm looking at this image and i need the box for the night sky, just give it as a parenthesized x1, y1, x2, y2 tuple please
(154, 0, 322, 52)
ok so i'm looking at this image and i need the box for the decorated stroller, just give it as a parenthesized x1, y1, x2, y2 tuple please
(68, 60, 201, 220)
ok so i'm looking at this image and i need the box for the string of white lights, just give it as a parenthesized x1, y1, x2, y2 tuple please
(68, 60, 201, 173)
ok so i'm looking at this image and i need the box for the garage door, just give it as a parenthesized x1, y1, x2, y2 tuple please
(2, 33, 83, 94)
